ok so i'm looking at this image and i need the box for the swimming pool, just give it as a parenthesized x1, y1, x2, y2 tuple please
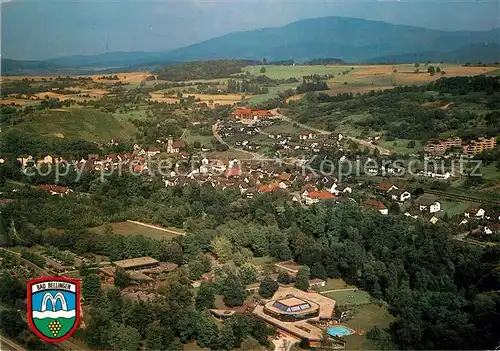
(327, 325, 355, 337)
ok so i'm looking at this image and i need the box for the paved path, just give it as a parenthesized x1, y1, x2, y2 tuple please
(320, 288, 357, 294)
(271, 109, 391, 156)
(126, 220, 185, 236)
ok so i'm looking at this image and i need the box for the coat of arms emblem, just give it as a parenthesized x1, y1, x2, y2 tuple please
(27, 276, 80, 342)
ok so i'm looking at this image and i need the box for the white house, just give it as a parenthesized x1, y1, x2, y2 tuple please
(415, 195, 441, 213)
(464, 206, 485, 219)
(389, 188, 411, 202)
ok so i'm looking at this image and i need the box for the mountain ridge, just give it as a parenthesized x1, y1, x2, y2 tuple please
(4, 16, 500, 69)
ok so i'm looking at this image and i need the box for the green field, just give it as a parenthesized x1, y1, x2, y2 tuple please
(324, 289, 372, 306)
(261, 120, 304, 134)
(378, 139, 424, 154)
(9, 108, 137, 142)
(439, 200, 470, 217)
(181, 129, 215, 146)
(343, 304, 395, 350)
(90, 221, 183, 240)
(249, 83, 299, 104)
(243, 65, 352, 79)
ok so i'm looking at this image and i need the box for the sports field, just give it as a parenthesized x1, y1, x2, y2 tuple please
(90, 221, 183, 240)
(324, 290, 372, 306)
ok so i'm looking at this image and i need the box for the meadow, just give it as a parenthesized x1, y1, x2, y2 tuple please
(7, 108, 138, 142)
(343, 304, 395, 350)
(248, 63, 499, 103)
(242, 65, 351, 79)
(90, 221, 183, 240)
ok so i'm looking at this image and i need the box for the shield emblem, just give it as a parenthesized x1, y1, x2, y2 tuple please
(27, 276, 80, 343)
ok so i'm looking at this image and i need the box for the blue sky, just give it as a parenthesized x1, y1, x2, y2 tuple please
(2, 0, 499, 60)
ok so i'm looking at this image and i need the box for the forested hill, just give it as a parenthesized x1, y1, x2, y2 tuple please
(287, 75, 500, 141)
(154, 60, 260, 81)
(1, 175, 499, 350)
(161, 16, 500, 62)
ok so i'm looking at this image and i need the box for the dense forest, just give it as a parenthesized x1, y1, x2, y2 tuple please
(1, 165, 499, 350)
(287, 75, 500, 140)
(155, 60, 260, 81)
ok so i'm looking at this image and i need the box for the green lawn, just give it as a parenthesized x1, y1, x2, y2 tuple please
(90, 221, 182, 240)
(324, 290, 372, 306)
(261, 120, 303, 135)
(243, 65, 352, 79)
(182, 129, 215, 146)
(249, 83, 299, 104)
(319, 278, 355, 292)
(439, 200, 470, 217)
(251, 256, 277, 266)
(479, 164, 500, 180)
(8, 108, 137, 143)
(378, 138, 424, 154)
(343, 304, 395, 350)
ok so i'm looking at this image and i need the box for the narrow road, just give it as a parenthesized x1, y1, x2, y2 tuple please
(212, 122, 267, 160)
(126, 220, 185, 236)
(0, 334, 25, 351)
(271, 109, 391, 156)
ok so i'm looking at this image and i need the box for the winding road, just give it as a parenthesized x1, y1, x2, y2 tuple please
(270, 109, 391, 156)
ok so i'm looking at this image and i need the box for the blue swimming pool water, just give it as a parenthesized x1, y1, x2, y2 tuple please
(328, 325, 354, 337)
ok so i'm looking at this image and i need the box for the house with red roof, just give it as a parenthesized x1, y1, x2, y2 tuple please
(364, 199, 388, 215)
(258, 182, 280, 193)
(39, 184, 72, 197)
(166, 138, 186, 154)
(231, 108, 273, 121)
(304, 191, 335, 206)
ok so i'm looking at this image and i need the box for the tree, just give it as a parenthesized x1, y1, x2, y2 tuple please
(216, 324, 236, 350)
(295, 265, 310, 291)
(311, 262, 327, 281)
(260, 67, 266, 74)
(161, 241, 184, 265)
(108, 323, 141, 351)
(428, 66, 436, 76)
(212, 236, 233, 263)
(195, 282, 215, 310)
(0, 310, 26, 338)
(197, 310, 219, 348)
(82, 273, 101, 302)
(238, 263, 258, 285)
(259, 276, 279, 298)
(222, 273, 246, 307)
(414, 63, 420, 68)
(114, 267, 132, 289)
(277, 271, 291, 285)
(144, 321, 166, 351)
(240, 336, 261, 351)
(407, 140, 416, 148)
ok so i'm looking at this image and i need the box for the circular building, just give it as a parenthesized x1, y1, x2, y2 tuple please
(263, 296, 320, 322)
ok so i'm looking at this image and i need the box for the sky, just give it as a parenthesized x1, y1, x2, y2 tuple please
(2, 0, 499, 60)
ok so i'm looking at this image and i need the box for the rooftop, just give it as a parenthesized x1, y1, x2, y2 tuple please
(415, 194, 440, 206)
(113, 257, 159, 269)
